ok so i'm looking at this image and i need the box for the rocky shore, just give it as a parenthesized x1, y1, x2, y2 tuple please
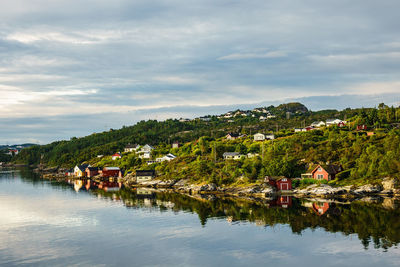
(121, 174, 400, 199)
(30, 166, 400, 199)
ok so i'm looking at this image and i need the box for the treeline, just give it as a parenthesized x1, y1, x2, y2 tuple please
(12, 103, 400, 184)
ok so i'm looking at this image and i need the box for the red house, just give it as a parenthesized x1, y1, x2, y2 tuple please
(338, 121, 346, 127)
(111, 153, 122, 160)
(102, 167, 122, 178)
(311, 164, 342, 181)
(357, 125, 367, 131)
(266, 177, 292, 191)
(85, 167, 99, 178)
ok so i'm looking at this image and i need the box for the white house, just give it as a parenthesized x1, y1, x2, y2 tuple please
(124, 144, 139, 153)
(140, 144, 155, 153)
(138, 144, 155, 159)
(311, 121, 326, 127)
(265, 134, 275, 140)
(223, 152, 244, 160)
(254, 133, 265, 141)
(294, 128, 302, 132)
(326, 119, 346, 126)
(156, 153, 177, 162)
(139, 152, 152, 159)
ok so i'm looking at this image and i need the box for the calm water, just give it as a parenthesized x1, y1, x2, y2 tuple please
(1, 169, 400, 267)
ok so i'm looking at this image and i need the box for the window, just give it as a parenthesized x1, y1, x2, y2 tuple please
(317, 174, 324, 179)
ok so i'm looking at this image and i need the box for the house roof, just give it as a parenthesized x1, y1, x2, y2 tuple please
(326, 118, 341, 123)
(76, 164, 89, 171)
(86, 167, 99, 171)
(311, 164, 342, 175)
(125, 143, 137, 148)
(112, 153, 121, 157)
(104, 167, 120, 171)
(266, 176, 290, 181)
(227, 132, 240, 137)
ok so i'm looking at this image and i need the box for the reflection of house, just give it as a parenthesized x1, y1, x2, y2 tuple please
(74, 179, 84, 192)
(276, 196, 292, 208)
(136, 188, 156, 198)
(266, 177, 292, 191)
(98, 181, 121, 192)
(136, 170, 156, 183)
(223, 152, 244, 160)
(310, 164, 343, 181)
(74, 164, 89, 177)
(312, 202, 330, 215)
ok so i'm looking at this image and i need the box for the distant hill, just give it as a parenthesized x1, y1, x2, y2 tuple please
(0, 144, 38, 150)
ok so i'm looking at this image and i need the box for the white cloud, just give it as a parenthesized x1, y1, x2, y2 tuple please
(218, 51, 287, 60)
(153, 76, 200, 85)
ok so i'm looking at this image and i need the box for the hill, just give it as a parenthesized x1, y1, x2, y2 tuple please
(12, 102, 400, 186)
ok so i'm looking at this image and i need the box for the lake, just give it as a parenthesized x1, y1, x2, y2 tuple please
(1, 168, 400, 267)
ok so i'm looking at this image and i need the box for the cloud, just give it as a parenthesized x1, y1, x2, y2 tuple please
(0, 0, 400, 143)
(218, 51, 287, 60)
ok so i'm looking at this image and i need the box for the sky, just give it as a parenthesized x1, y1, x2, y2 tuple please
(1, 0, 400, 144)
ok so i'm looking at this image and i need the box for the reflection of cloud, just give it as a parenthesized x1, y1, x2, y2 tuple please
(0, 196, 102, 229)
(229, 249, 290, 260)
(316, 239, 380, 255)
(156, 226, 201, 240)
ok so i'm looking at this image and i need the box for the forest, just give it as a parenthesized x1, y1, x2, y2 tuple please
(11, 102, 400, 186)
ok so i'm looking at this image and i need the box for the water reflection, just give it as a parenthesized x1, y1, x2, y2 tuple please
(4, 168, 400, 253)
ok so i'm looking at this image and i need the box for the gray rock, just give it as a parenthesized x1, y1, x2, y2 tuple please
(200, 183, 217, 192)
(382, 178, 399, 190)
(353, 184, 382, 194)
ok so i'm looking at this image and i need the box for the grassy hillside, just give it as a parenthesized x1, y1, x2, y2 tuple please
(12, 102, 400, 186)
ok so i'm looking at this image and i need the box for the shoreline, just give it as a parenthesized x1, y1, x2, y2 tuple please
(37, 170, 400, 201)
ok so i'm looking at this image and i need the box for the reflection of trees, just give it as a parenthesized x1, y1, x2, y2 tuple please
(14, 169, 400, 251)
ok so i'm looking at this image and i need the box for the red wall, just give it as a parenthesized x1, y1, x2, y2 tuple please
(313, 168, 330, 181)
(102, 170, 120, 177)
(276, 179, 292, 190)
